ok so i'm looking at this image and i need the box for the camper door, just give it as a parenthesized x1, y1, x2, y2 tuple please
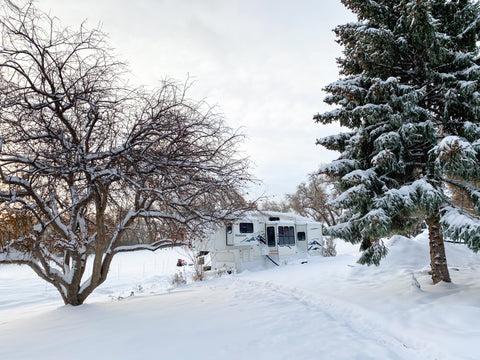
(276, 223, 296, 258)
(265, 224, 278, 259)
(265, 222, 296, 259)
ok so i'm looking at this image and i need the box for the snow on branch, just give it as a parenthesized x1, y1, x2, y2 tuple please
(357, 239, 388, 266)
(325, 220, 360, 244)
(374, 131, 402, 151)
(328, 183, 370, 210)
(316, 132, 354, 152)
(0, 247, 34, 263)
(359, 208, 391, 238)
(112, 239, 181, 254)
(341, 169, 377, 187)
(319, 159, 358, 177)
(374, 179, 444, 216)
(314, 108, 349, 125)
(371, 149, 403, 173)
(352, 104, 393, 125)
(463, 122, 480, 143)
(441, 206, 480, 252)
(433, 136, 479, 180)
(456, 12, 480, 41)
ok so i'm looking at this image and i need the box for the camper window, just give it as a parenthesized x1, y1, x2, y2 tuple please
(239, 222, 254, 233)
(278, 226, 285, 246)
(297, 231, 306, 241)
(278, 226, 295, 246)
(287, 226, 295, 245)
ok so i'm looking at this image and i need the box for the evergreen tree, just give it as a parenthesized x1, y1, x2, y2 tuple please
(315, 0, 480, 283)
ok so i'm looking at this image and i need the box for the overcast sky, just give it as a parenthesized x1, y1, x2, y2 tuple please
(37, 0, 355, 201)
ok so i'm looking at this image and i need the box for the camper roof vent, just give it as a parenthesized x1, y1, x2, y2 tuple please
(268, 216, 280, 221)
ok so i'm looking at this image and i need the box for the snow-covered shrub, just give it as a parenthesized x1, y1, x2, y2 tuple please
(171, 271, 187, 286)
(322, 237, 337, 257)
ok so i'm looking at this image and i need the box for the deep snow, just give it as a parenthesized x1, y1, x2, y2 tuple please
(1, 231, 480, 360)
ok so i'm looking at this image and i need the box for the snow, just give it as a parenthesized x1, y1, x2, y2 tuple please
(374, 131, 401, 151)
(435, 136, 477, 160)
(319, 159, 358, 176)
(329, 183, 368, 208)
(341, 169, 377, 185)
(375, 179, 443, 214)
(441, 206, 480, 251)
(1, 233, 480, 360)
(371, 149, 395, 167)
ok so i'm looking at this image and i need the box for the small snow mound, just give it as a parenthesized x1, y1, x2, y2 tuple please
(433, 280, 458, 290)
(382, 234, 430, 271)
(387, 234, 410, 246)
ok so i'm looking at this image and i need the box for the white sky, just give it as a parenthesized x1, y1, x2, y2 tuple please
(37, 0, 355, 200)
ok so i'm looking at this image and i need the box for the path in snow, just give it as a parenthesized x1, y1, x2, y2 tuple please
(1, 274, 424, 360)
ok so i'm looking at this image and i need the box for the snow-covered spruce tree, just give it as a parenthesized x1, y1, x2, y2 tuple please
(0, 1, 254, 305)
(315, 0, 480, 283)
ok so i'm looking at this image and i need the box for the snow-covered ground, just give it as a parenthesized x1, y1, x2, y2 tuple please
(1, 231, 480, 360)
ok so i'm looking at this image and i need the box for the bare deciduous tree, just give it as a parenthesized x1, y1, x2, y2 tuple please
(287, 174, 340, 226)
(0, 1, 254, 305)
(260, 198, 291, 213)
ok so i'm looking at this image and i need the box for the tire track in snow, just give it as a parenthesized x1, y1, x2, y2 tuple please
(231, 277, 434, 360)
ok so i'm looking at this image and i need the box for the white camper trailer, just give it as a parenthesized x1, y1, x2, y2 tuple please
(207, 211, 324, 272)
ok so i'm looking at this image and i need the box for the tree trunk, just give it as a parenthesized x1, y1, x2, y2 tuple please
(64, 291, 86, 306)
(426, 214, 451, 284)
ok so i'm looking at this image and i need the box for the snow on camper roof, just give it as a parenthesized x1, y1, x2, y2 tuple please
(235, 210, 321, 224)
